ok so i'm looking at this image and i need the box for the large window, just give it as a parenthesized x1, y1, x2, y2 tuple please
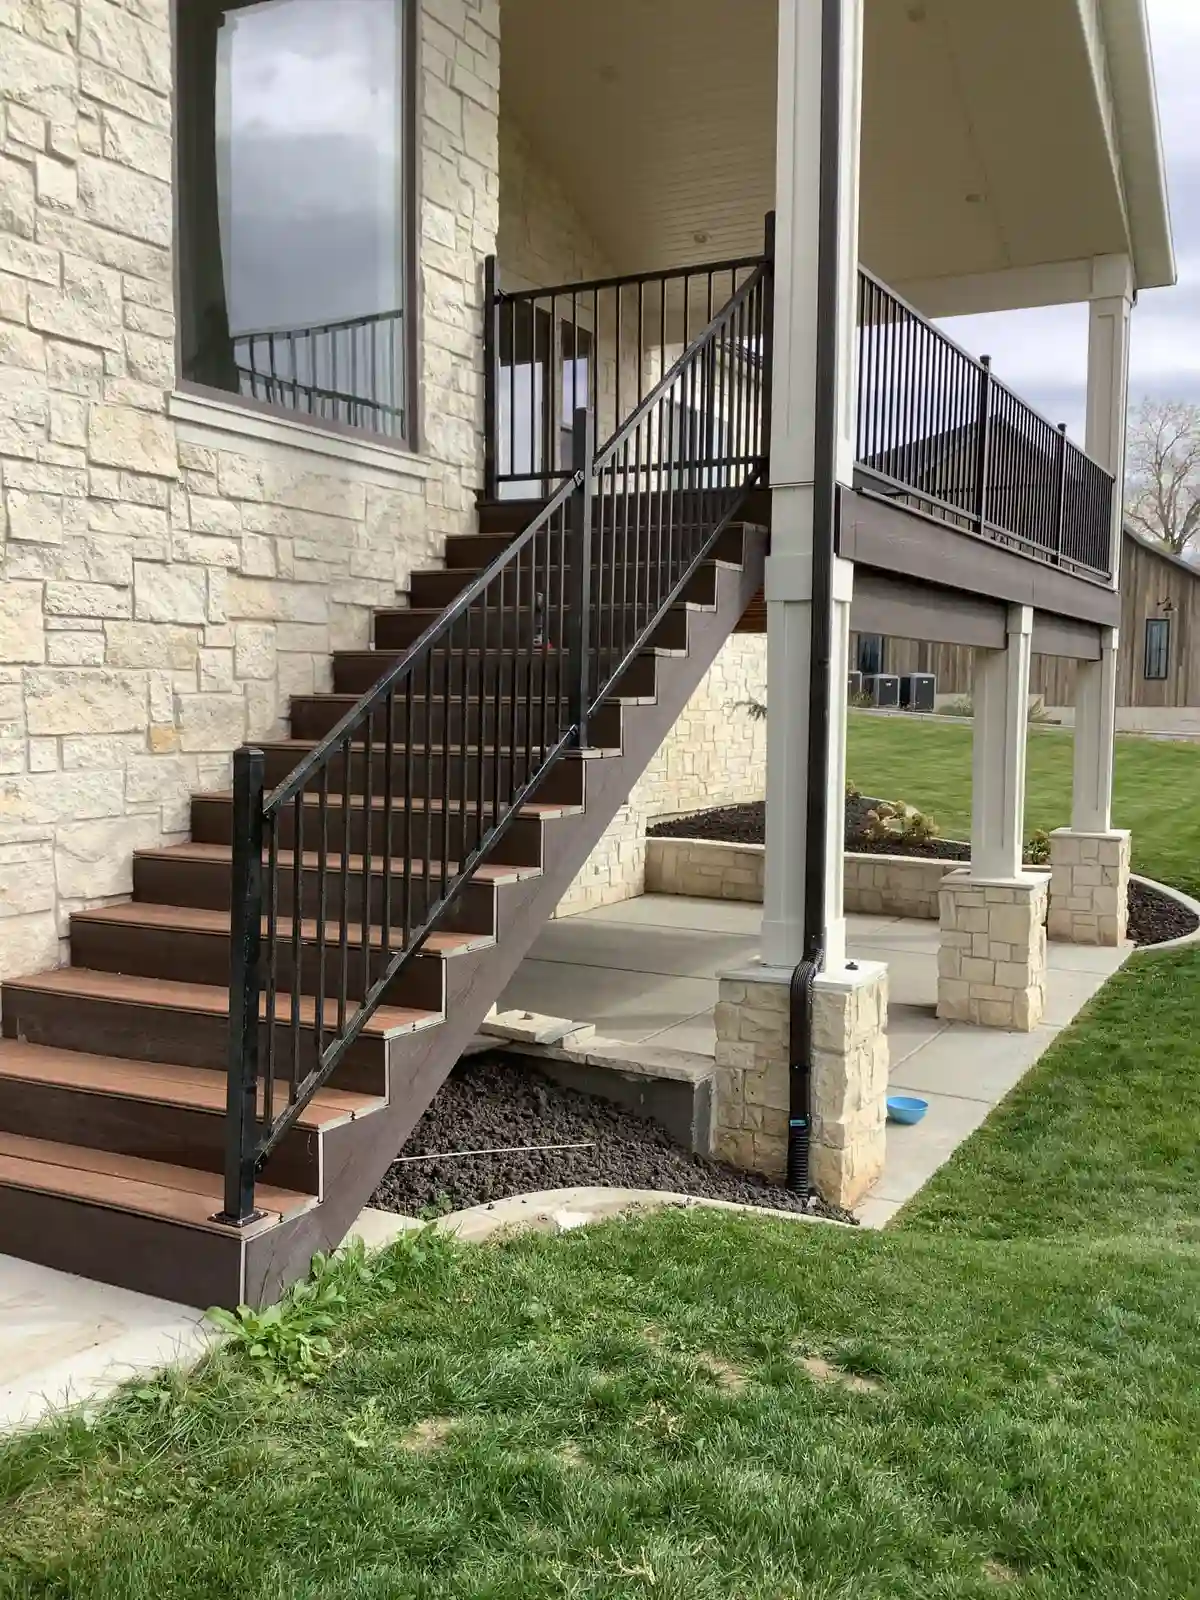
(1144, 617, 1171, 681)
(176, 0, 413, 443)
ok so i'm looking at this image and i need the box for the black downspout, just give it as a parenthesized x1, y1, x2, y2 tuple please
(788, 0, 845, 1194)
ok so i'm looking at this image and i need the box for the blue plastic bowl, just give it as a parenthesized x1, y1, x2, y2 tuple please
(887, 1095, 929, 1126)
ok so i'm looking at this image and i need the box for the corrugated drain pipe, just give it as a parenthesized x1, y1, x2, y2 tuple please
(787, 0, 844, 1194)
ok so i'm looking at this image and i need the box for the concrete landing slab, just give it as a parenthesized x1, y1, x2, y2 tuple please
(0, 1254, 211, 1436)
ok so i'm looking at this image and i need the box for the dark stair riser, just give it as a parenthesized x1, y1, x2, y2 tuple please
(407, 561, 719, 612)
(70, 913, 465, 1015)
(0, 988, 391, 1091)
(331, 647, 660, 701)
(257, 743, 588, 805)
(191, 793, 552, 870)
(372, 604, 691, 654)
(287, 692, 623, 750)
(0, 1186, 243, 1309)
(0, 1073, 331, 1194)
(134, 851, 504, 937)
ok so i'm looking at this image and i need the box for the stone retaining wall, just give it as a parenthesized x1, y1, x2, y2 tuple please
(645, 835, 956, 919)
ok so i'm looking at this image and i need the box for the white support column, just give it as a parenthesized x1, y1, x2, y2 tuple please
(761, 0, 863, 975)
(970, 606, 1033, 882)
(1086, 254, 1135, 582)
(939, 606, 1047, 1032)
(1046, 257, 1134, 947)
(1072, 629, 1119, 834)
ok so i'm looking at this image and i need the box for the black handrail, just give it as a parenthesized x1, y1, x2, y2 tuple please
(855, 269, 1114, 577)
(219, 252, 773, 1223)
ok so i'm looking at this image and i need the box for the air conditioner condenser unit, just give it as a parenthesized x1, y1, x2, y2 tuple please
(899, 673, 936, 712)
(865, 674, 901, 709)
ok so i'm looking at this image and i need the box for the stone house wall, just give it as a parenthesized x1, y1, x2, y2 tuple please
(0, 0, 500, 979)
(0, 0, 762, 980)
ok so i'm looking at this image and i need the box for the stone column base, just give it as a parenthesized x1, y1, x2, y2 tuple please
(1047, 828, 1131, 946)
(938, 870, 1048, 1030)
(713, 961, 888, 1209)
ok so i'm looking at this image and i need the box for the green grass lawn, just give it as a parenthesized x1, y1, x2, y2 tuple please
(846, 713, 1200, 897)
(3, 950, 1200, 1599)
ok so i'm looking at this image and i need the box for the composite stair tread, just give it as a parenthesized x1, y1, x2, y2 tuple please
(0, 1131, 313, 1232)
(136, 839, 543, 883)
(0, 1040, 381, 1124)
(4, 968, 440, 1038)
(73, 901, 495, 957)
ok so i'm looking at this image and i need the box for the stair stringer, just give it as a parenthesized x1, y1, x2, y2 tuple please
(241, 529, 766, 1305)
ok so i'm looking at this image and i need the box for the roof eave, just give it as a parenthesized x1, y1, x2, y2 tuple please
(1099, 0, 1177, 291)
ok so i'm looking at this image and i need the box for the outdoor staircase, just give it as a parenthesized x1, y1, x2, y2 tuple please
(0, 501, 765, 1309)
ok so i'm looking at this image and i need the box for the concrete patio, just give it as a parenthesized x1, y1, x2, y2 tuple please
(499, 893, 1133, 1226)
(1, 891, 1129, 1437)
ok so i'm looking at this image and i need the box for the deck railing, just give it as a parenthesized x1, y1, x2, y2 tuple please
(485, 253, 1115, 580)
(855, 270, 1113, 577)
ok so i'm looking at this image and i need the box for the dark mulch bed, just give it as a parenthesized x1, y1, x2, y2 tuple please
(1128, 878, 1197, 946)
(649, 795, 968, 860)
(648, 800, 1198, 947)
(372, 1055, 855, 1224)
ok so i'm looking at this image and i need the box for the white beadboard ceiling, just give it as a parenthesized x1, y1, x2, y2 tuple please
(499, 0, 1135, 297)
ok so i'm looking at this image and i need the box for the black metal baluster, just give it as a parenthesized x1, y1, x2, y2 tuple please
(440, 620, 453, 900)
(382, 688, 395, 964)
(567, 408, 594, 744)
(403, 674, 414, 947)
(974, 355, 993, 533)
(459, 607, 472, 866)
(362, 708, 375, 1005)
(316, 768, 329, 1067)
(290, 790, 303, 1100)
(339, 735, 351, 1034)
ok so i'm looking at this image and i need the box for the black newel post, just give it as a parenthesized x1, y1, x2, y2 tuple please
(220, 745, 266, 1225)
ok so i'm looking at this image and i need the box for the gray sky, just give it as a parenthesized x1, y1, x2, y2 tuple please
(936, 0, 1198, 446)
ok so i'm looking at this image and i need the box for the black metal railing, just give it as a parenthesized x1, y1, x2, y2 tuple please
(485, 250, 768, 498)
(219, 256, 772, 1224)
(234, 308, 406, 440)
(855, 269, 1114, 577)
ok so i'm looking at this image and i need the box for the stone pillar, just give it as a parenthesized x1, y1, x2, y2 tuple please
(970, 605, 1033, 881)
(937, 871, 1048, 1031)
(761, 0, 863, 973)
(1047, 827, 1131, 945)
(714, 959, 888, 1209)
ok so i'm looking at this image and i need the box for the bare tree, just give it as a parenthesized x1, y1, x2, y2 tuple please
(1125, 398, 1200, 556)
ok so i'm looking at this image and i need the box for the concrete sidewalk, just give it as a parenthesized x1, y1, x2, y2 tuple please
(500, 893, 1132, 1226)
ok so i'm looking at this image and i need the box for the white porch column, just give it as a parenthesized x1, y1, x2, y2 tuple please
(971, 606, 1034, 881)
(938, 606, 1048, 1032)
(1072, 629, 1119, 834)
(716, 0, 885, 1210)
(761, 0, 863, 974)
(1048, 257, 1134, 945)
